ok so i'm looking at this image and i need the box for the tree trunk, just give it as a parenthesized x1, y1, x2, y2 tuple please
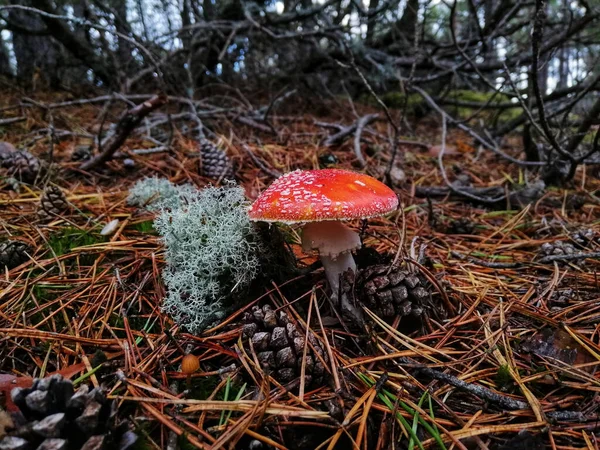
(59, 2, 90, 87)
(374, 0, 419, 52)
(483, 0, 497, 63)
(557, 0, 569, 89)
(136, 0, 150, 42)
(366, 0, 380, 44)
(536, 0, 549, 95)
(396, 0, 419, 44)
(34, 0, 115, 88)
(203, 0, 215, 21)
(557, 45, 569, 89)
(9, 0, 60, 87)
(0, 33, 11, 77)
(110, 0, 135, 73)
(537, 57, 549, 95)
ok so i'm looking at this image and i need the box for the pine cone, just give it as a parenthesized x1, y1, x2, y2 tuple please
(538, 241, 580, 265)
(0, 141, 17, 161)
(570, 228, 595, 248)
(71, 146, 92, 162)
(38, 186, 70, 220)
(0, 149, 42, 184)
(0, 240, 32, 270)
(199, 140, 235, 180)
(348, 264, 438, 322)
(447, 217, 475, 235)
(242, 305, 328, 386)
(1, 374, 137, 450)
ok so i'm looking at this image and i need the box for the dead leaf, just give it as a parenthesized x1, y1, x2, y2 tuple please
(520, 329, 595, 373)
(0, 375, 34, 412)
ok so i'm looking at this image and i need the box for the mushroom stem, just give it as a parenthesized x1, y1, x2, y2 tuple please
(301, 221, 365, 324)
(320, 252, 355, 297)
(320, 253, 364, 323)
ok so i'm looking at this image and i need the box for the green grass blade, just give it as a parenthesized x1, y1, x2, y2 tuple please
(219, 376, 232, 426)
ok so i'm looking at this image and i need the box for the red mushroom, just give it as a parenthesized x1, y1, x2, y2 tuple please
(248, 169, 398, 322)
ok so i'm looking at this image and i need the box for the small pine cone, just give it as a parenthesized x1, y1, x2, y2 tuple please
(447, 217, 475, 235)
(548, 288, 574, 308)
(0, 149, 42, 184)
(199, 140, 235, 180)
(242, 305, 328, 386)
(570, 228, 595, 248)
(538, 241, 580, 265)
(2, 374, 137, 450)
(349, 264, 437, 322)
(0, 141, 17, 161)
(38, 186, 70, 220)
(71, 145, 93, 162)
(0, 240, 32, 270)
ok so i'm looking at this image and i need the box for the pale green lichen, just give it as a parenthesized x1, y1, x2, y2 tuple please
(152, 183, 260, 334)
(127, 176, 196, 211)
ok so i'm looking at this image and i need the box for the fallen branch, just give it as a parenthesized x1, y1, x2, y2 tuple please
(415, 181, 545, 208)
(241, 143, 282, 179)
(397, 356, 585, 421)
(0, 116, 26, 126)
(437, 115, 506, 204)
(538, 251, 600, 264)
(80, 94, 167, 171)
(322, 113, 379, 148)
(354, 114, 378, 167)
(233, 115, 275, 134)
(410, 85, 545, 167)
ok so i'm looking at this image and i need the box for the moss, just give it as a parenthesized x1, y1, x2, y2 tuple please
(569, 128, 597, 145)
(48, 227, 104, 257)
(360, 88, 523, 123)
(177, 434, 197, 450)
(31, 284, 58, 303)
(380, 92, 424, 109)
(132, 220, 156, 234)
(129, 422, 160, 450)
(444, 89, 521, 123)
(47, 226, 105, 267)
(358, 91, 427, 115)
(494, 364, 517, 393)
(188, 375, 220, 400)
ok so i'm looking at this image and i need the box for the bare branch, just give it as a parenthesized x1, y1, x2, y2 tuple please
(80, 94, 167, 171)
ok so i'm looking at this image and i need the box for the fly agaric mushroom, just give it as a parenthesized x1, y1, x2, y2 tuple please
(248, 169, 398, 322)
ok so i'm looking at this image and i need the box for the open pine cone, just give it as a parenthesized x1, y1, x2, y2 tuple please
(242, 305, 328, 386)
(0, 149, 42, 184)
(38, 186, 70, 220)
(71, 146, 93, 162)
(1, 374, 136, 450)
(344, 264, 442, 323)
(538, 240, 583, 266)
(0, 240, 32, 270)
(199, 139, 235, 180)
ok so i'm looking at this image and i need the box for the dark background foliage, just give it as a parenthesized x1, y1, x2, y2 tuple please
(0, 0, 599, 183)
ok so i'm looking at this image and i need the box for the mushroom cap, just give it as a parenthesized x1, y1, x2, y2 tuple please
(181, 354, 200, 374)
(248, 169, 398, 224)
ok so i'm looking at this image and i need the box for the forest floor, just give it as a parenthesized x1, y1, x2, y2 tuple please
(1, 86, 600, 450)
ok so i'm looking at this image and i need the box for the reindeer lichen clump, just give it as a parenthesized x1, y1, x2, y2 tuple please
(129, 177, 260, 333)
